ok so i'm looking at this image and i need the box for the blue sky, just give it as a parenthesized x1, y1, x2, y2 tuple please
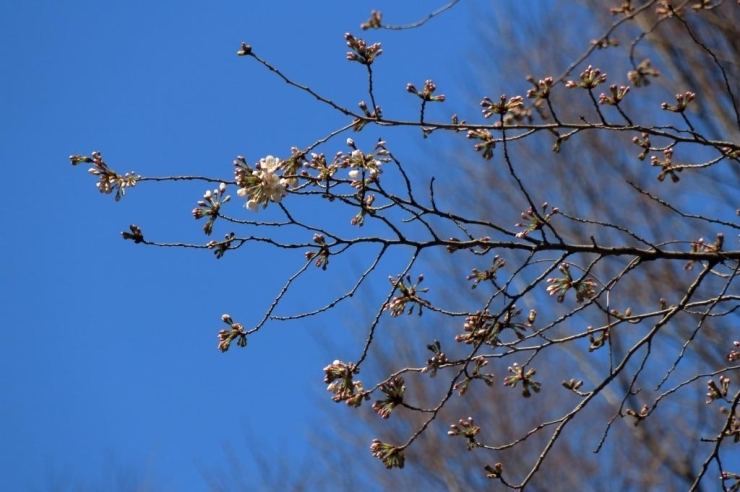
(1, 1, 475, 490)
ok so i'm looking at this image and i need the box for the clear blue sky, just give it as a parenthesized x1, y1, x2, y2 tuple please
(1, 2, 475, 490)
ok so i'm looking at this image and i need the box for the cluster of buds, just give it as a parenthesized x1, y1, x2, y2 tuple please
(466, 255, 506, 289)
(632, 132, 651, 160)
(233, 155, 255, 187)
(684, 233, 724, 270)
(588, 325, 609, 352)
(217, 314, 247, 352)
(526, 76, 554, 100)
(406, 79, 446, 102)
(467, 128, 496, 160)
(503, 362, 541, 398)
(345, 33, 382, 65)
(480, 94, 524, 118)
(383, 274, 429, 317)
(370, 440, 405, 469)
(422, 339, 449, 377)
(562, 378, 585, 393)
(706, 376, 731, 404)
(655, 1, 684, 19)
(696, 233, 724, 253)
(456, 310, 500, 346)
(70, 151, 138, 201)
(324, 360, 367, 407)
(591, 36, 619, 49)
(350, 194, 375, 227)
(353, 100, 382, 130)
(121, 224, 145, 244)
(344, 139, 387, 187)
(454, 356, 494, 396)
(521, 77, 551, 121)
(484, 463, 504, 480)
(448, 417, 480, 450)
(303, 152, 336, 184)
(360, 10, 382, 30)
(728, 341, 740, 362)
(455, 306, 534, 346)
(661, 91, 696, 113)
(546, 263, 597, 303)
(625, 404, 649, 426)
(610, 306, 633, 320)
(207, 231, 236, 259)
(627, 59, 660, 87)
(305, 233, 330, 270)
(515, 202, 559, 239)
(599, 84, 630, 105)
(651, 148, 681, 182)
(192, 183, 230, 235)
(565, 65, 607, 89)
(236, 42, 251, 56)
(372, 376, 405, 419)
(610, 1, 635, 15)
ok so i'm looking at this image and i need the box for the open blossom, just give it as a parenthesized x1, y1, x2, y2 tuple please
(259, 169, 286, 202)
(237, 155, 288, 212)
(349, 169, 360, 180)
(258, 155, 281, 173)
